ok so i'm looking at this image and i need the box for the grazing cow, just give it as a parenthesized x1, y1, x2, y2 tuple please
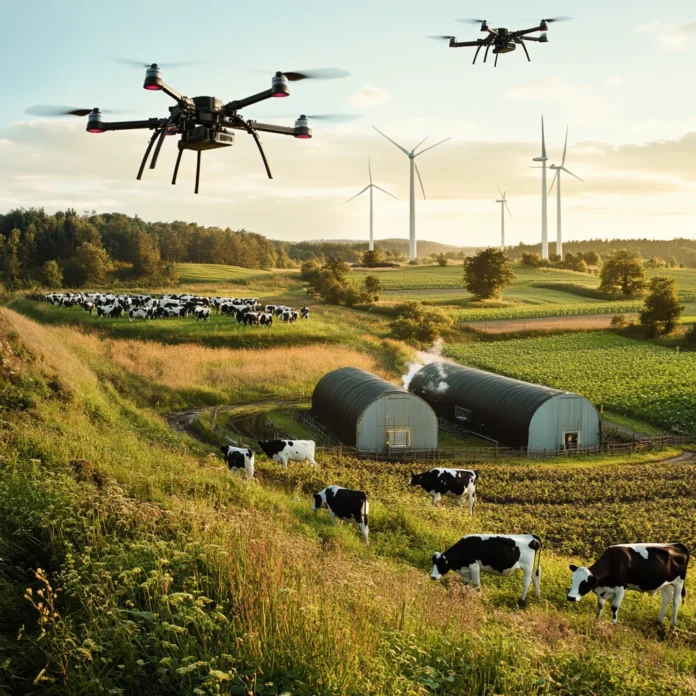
(567, 543, 689, 626)
(260, 313, 273, 327)
(431, 534, 542, 606)
(128, 308, 152, 322)
(97, 304, 123, 318)
(257, 439, 317, 468)
(82, 301, 95, 314)
(300, 307, 309, 320)
(194, 306, 211, 322)
(409, 468, 479, 514)
(312, 486, 369, 544)
(220, 445, 255, 479)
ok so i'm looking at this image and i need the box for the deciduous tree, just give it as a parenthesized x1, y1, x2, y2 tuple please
(599, 249, 647, 296)
(639, 276, 683, 337)
(464, 248, 514, 300)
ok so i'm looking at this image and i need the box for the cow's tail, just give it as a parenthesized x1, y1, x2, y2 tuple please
(362, 496, 369, 528)
(531, 535, 542, 578)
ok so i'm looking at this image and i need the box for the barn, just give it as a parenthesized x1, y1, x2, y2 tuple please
(408, 362, 601, 451)
(312, 367, 438, 452)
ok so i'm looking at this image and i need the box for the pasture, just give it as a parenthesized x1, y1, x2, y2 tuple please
(1, 306, 696, 695)
(177, 262, 273, 284)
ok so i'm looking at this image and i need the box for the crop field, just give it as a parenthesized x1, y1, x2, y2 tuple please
(1, 307, 696, 695)
(445, 332, 696, 436)
(177, 262, 272, 284)
(457, 300, 643, 323)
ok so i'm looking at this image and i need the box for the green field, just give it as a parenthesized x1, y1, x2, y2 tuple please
(445, 332, 696, 435)
(177, 262, 272, 284)
(1, 307, 696, 695)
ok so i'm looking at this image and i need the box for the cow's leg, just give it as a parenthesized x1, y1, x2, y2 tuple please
(519, 568, 533, 606)
(532, 563, 541, 599)
(468, 490, 475, 516)
(469, 564, 481, 592)
(671, 578, 684, 627)
(431, 492, 441, 507)
(595, 594, 606, 621)
(358, 519, 369, 545)
(282, 456, 289, 469)
(328, 510, 337, 525)
(308, 454, 317, 468)
(610, 587, 625, 624)
(657, 584, 674, 624)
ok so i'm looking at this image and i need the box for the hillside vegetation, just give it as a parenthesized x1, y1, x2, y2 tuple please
(1, 307, 696, 695)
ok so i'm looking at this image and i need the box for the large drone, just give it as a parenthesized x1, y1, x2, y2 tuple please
(429, 17, 572, 66)
(26, 62, 354, 193)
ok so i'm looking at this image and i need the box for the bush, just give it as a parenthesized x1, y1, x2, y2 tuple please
(639, 276, 684, 337)
(610, 314, 627, 328)
(390, 302, 453, 347)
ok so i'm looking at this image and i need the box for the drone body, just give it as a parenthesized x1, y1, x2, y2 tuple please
(29, 63, 351, 193)
(429, 17, 571, 66)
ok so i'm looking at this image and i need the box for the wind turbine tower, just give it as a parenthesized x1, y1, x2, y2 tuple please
(495, 189, 511, 251)
(549, 127, 585, 258)
(532, 116, 549, 259)
(347, 158, 398, 251)
(373, 127, 451, 262)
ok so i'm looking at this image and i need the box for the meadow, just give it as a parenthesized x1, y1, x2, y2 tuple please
(176, 263, 273, 285)
(445, 332, 696, 436)
(2, 307, 696, 695)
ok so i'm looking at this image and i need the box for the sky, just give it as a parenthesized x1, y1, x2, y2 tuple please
(1, 0, 696, 249)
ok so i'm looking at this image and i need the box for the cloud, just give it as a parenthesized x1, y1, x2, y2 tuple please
(350, 86, 392, 108)
(638, 21, 696, 51)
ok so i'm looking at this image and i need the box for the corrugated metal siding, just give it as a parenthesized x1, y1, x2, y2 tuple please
(312, 367, 437, 449)
(529, 395, 601, 450)
(409, 362, 600, 449)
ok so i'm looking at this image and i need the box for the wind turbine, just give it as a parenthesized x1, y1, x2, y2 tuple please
(532, 116, 549, 259)
(548, 127, 584, 258)
(373, 127, 451, 262)
(495, 189, 511, 251)
(346, 157, 398, 251)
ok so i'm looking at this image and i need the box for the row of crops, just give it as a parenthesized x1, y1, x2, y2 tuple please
(444, 332, 696, 435)
(458, 301, 642, 323)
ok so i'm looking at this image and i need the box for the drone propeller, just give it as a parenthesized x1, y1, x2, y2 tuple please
(541, 16, 573, 23)
(25, 105, 123, 117)
(456, 18, 487, 24)
(112, 58, 202, 68)
(267, 68, 351, 82)
(427, 35, 456, 41)
(250, 113, 362, 123)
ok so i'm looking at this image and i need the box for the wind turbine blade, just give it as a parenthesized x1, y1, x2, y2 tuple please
(372, 184, 399, 200)
(414, 137, 451, 157)
(561, 126, 569, 167)
(505, 202, 512, 217)
(412, 135, 430, 154)
(541, 116, 547, 159)
(346, 185, 371, 203)
(372, 126, 410, 156)
(497, 187, 504, 199)
(548, 169, 558, 197)
(562, 167, 584, 183)
(415, 163, 426, 199)
(368, 156, 372, 184)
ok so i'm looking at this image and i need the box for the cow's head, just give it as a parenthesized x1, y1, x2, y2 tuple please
(431, 552, 450, 580)
(567, 564, 598, 601)
(312, 493, 324, 512)
(220, 445, 229, 458)
(409, 472, 424, 487)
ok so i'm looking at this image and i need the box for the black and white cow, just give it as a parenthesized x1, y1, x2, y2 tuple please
(312, 486, 369, 544)
(194, 306, 211, 322)
(300, 307, 309, 320)
(567, 543, 689, 626)
(257, 439, 317, 468)
(409, 468, 479, 514)
(220, 445, 255, 479)
(432, 534, 542, 606)
(97, 304, 123, 318)
(128, 308, 152, 321)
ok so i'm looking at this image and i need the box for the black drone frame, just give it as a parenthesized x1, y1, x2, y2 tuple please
(84, 65, 312, 194)
(444, 19, 554, 67)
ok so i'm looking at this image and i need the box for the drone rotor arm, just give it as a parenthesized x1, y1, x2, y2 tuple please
(519, 35, 543, 42)
(450, 40, 486, 48)
(224, 88, 277, 114)
(516, 26, 545, 37)
(242, 120, 298, 137)
(99, 118, 162, 131)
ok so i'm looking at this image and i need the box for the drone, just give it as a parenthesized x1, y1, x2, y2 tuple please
(26, 61, 355, 193)
(428, 17, 572, 66)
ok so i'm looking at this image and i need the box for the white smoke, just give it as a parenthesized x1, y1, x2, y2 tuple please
(401, 338, 453, 392)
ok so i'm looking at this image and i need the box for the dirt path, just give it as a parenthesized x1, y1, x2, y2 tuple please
(462, 313, 638, 334)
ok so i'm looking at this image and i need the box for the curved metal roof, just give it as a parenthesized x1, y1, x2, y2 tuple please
(409, 362, 568, 447)
(312, 367, 412, 446)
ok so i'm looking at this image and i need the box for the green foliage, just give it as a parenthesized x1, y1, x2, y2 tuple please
(520, 252, 543, 268)
(445, 332, 696, 435)
(361, 248, 384, 268)
(436, 253, 448, 267)
(391, 302, 453, 347)
(610, 314, 627, 327)
(599, 249, 647, 296)
(304, 257, 374, 307)
(459, 301, 643, 323)
(562, 252, 588, 273)
(41, 260, 63, 289)
(364, 274, 382, 301)
(463, 248, 515, 300)
(580, 250, 600, 266)
(69, 242, 113, 287)
(640, 276, 684, 337)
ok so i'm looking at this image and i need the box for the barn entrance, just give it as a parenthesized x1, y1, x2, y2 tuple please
(564, 431, 579, 450)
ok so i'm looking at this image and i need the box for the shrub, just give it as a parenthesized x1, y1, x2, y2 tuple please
(610, 314, 627, 328)
(390, 302, 453, 347)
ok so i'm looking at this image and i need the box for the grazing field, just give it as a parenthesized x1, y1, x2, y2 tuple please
(445, 332, 696, 436)
(177, 262, 272, 284)
(1, 307, 696, 695)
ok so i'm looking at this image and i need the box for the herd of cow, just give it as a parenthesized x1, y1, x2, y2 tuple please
(221, 440, 690, 628)
(40, 292, 310, 326)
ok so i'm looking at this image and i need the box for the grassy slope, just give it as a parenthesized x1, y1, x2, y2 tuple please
(176, 263, 271, 284)
(1, 308, 696, 695)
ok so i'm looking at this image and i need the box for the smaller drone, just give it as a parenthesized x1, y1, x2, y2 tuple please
(428, 17, 572, 66)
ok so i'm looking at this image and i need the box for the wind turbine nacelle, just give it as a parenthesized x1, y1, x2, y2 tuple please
(493, 43, 516, 54)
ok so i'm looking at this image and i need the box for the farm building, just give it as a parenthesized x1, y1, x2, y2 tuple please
(312, 367, 438, 452)
(409, 362, 601, 451)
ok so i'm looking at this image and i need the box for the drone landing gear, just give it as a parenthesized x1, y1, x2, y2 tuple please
(137, 129, 161, 181)
(195, 151, 202, 195)
(170, 146, 203, 194)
